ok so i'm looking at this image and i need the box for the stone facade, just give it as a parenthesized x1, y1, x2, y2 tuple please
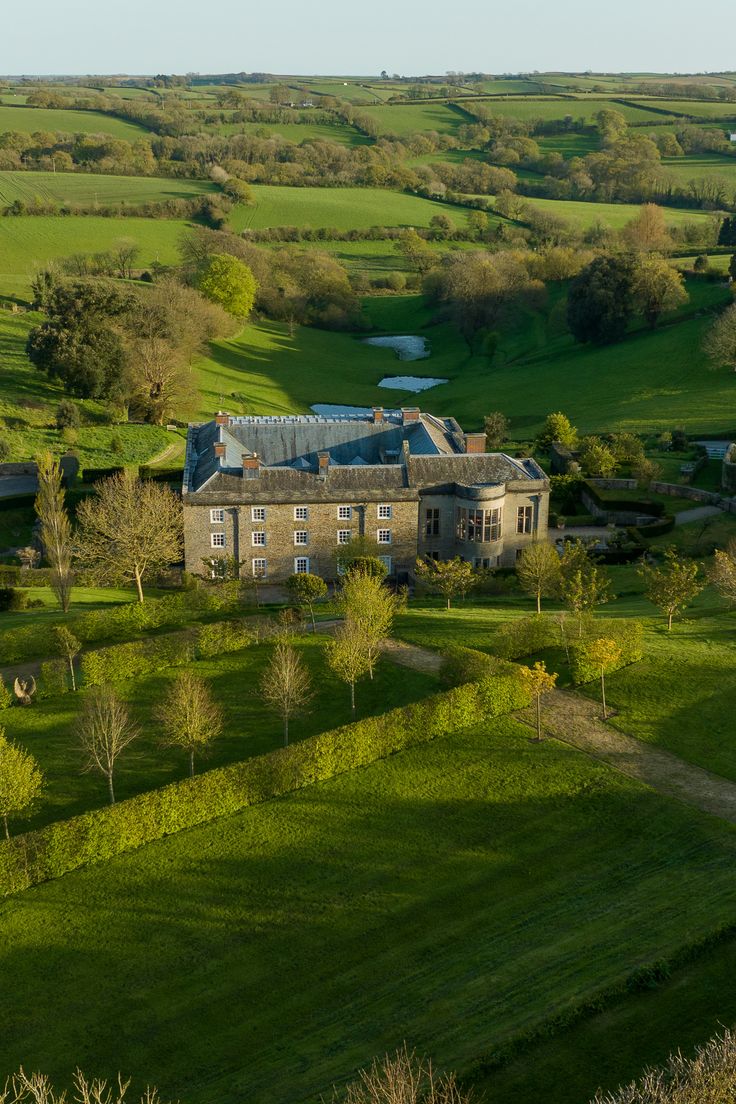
(183, 410, 550, 582)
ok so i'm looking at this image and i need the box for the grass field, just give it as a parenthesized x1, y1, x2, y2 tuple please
(661, 153, 736, 192)
(197, 286, 736, 437)
(0, 216, 189, 285)
(354, 102, 470, 136)
(0, 171, 217, 208)
(217, 120, 366, 144)
(636, 98, 736, 119)
(463, 98, 674, 124)
(228, 185, 476, 231)
(4, 633, 438, 830)
(506, 194, 714, 230)
(0, 105, 149, 138)
(272, 238, 476, 278)
(5, 715, 736, 1103)
(536, 132, 600, 158)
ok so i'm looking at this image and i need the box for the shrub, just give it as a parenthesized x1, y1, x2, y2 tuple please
(0, 566, 20, 585)
(0, 676, 12, 710)
(55, 400, 80, 429)
(39, 659, 68, 699)
(569, 619, 644, 684)
(0, 673, 531, 898)
(0, 438, 11, 462)
(110, 433, 125, 455)
(491, 615, 560, 660)
(440, 645, 518, 688)
(194, 619, 255, 659)
(80, 633, 195, 687)
(0, 587, 27, 612)
(61, 427, 78, 447)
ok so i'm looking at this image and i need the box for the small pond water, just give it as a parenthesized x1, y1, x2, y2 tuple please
(362, 334, 430, 361)
(378, 376, 448, 393)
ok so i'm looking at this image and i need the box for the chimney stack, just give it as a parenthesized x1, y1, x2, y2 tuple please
(242, 454, 260, 478)
(215, 411, 230, 427)
(317, 451, 330, 480)
(401, 407, 420, 425)
(372, 406, 384, 424)
(464, 432, 487, 454)
(214, 442, 226, 459)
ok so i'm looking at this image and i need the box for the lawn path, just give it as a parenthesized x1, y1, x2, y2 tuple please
(520, 689, 736, 824)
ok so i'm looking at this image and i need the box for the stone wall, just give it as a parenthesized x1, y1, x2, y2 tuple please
(723, 445, 736, 495)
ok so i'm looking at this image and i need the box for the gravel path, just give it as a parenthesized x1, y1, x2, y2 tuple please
(674, 505, 722, 526)
(518, 689, 736, 824)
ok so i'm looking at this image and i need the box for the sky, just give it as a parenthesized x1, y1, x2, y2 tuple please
(2, 0, 736, 77)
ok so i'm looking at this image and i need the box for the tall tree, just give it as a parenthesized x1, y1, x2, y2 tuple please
(632, 255, 688, 328)
(559, 541, 612, 630)
(79, 686, 138, 804)
(537, 411, 578, 450)
(0, 732, 43, 839)
(260, 641, 313, 746)
(483, 411, 509, 450)
(415, 557, 481, 610)
(516, 541, 562, 614)
(35, 451, 73, 612)
(704, 303, 736, 372)
(710, 540, 736, 605)
(326, 621, 373, 719)
(337, 572, 398, 678)
(156, 672, 223, 776)
(622, 204, 673, 253)
(198, 253, 257, 318)
(76, 470, 182, 603)
(567, 255, 634, 346)
(638, 550, 703, 629)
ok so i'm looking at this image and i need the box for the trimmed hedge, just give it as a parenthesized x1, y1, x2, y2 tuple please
(0, 673, 531, 898)
(569, 620, 644, 685)
(440, 645, 520, 688)
(491, 616, 560, 661)
(632, 517, 676, 540)
(139, 465, 184, 483)
(0, 493, 35, 512)
(584, 482, 665, 517)
(82, 466, 125, 484)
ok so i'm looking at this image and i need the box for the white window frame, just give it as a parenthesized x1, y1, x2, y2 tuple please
(337, 505, 352, 520)
(251, 530, 266, 547)
(294, 506, 308, 521)
(252, 558, 267, 578)
(294, 556, 310, 574)
(251, 506, 266, 522)
(336, 529, 352, 545)
(377, 504, 392, 520)
(379, 555, 392, 574)
(210, 532, 226, 548)
(209, 508, 224, 524)
(294, 530, 308, 546)
(377, 528, 392, 545)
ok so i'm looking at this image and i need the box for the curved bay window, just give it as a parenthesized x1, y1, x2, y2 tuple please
(456, 506, 502, 543)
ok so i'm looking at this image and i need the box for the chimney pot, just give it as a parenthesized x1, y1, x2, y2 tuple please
(213, 443, 226, 459)
(242, 454, 261, 477)
(401, 407, 420, 425)
(214, 411, 230, 427)
(372, 406, 384, 424)
(317, 451, 330, 480)
(464, 432, 487, 454)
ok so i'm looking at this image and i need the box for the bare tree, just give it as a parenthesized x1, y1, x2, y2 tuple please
(79, 686, 138, 804)
(260, 641, 314, 746)
(594, 1025, 736, 1103)
(1, 1067, 171, 1104)
(155, 672, 223, 776)
(53, 625, 81, 691)
(326, 621, 373, 718)
(35, 452, 73, 612)
(76, 471, 182, 603)
(334, 1045, 471, 1104)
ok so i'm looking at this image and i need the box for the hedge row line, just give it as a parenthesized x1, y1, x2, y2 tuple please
(491, 615, 644, 684)
(583, 482, 666, 517)
(0, 673, 530, 898)
(1, 585, 248, 664)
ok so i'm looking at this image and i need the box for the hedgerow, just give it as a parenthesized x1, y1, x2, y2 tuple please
(569, 620, 645, 684)
(0, 672, 530, 898)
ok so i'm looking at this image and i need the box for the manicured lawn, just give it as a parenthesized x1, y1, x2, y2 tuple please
(3, 633, 439, 831)
(228, 185, 474, 232)
(474, 932, 736, 1104)
(4, 719, 736, 1103)
(0, 105, 149, 138)
(0, 171, 217, 208)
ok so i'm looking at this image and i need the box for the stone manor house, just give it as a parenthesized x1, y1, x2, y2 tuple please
(182, 408, 550, 583)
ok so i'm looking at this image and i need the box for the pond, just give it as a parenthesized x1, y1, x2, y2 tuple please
(378, 376, 448, 393)
(362, 335, 430, 361)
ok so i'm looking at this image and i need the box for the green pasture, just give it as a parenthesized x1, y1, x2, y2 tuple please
(4, 716, 736, 1103)
(636, 98, 736, 119)
(465, 98, 672, 124)
(353, 102, 469, 136)
(661, 154, 736, 192)
(212, 119, 365, 144)
(197, 284, 736, 438)
(272, 238, 476, 278)
(0, 105, 149, 139)
(536, 132, 599, 158)
(301, 79, 389, 103)
(3, 633, 437, 830)
(508, 194, 714, 230)
(0, 216, 189, 286)
(0, 171, 217, 208)
(228, 185, 473, 231)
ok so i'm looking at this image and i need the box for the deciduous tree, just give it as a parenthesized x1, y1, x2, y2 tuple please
(638, 549, 703, 629)
(53, 625, 80, 691)
(326, 621, 372, 718)
(567, 255, 634, 346)
(704, 303, 736, 372)
(517, 661, 558, 741)
(285, 572, 328, 633)
(483, 411, 510, 449)
(559, 540, 612, 630)
(632, 254, 688, 328)
(537, 411, 578, 450)
(336, 1045, 471, 1104)
(79, 686, 138, 804)
(76, 470, 183, 603)
(415, 556, 480, 610)
(516, 541, 562, 613)
(579, 636, 622, 718)
(156, 671, 223, 776)
(337, 572, 398, 677)
(198, 253, 257, 317)
(710, 539, 736, 605)
(260, 641, 313, 745)
(0, 731, 43, 839)
(35, 451, 73, 612)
